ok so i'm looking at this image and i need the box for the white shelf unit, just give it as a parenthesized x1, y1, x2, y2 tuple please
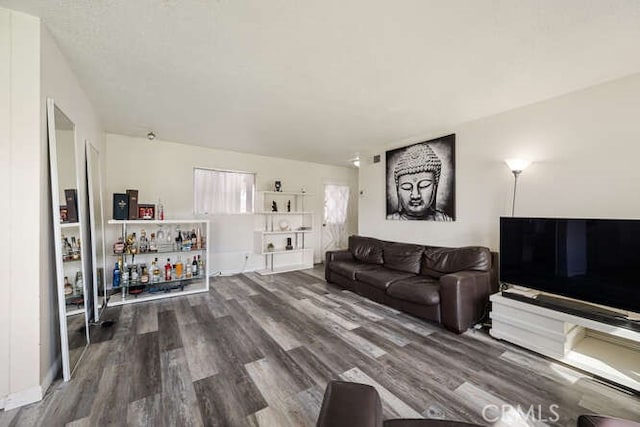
(254, 191, 314, 275)
(60, 226, 85, 315)
(60, 222, 80, 229)
(490, 293, 640, 392)
(106, 219, 209, 306)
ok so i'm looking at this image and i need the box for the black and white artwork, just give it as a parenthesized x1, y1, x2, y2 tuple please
(386, 134, 455, 221)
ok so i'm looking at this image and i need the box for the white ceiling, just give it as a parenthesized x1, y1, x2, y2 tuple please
(3, 1, 640, 166)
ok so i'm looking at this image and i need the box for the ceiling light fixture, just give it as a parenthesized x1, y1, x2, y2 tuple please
(352, 158, 360, 168)
(147, 131, 156, 141)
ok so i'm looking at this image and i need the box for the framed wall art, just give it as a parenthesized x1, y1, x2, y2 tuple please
(386, 134, 455, 221)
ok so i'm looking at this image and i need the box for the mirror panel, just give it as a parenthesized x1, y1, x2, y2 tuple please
(87, 141, 107, 320)
(47, 99, 89, 381)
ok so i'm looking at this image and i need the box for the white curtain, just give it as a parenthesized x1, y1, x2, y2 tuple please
(194, 168, 255, 214)
(324, 184, 350, 250)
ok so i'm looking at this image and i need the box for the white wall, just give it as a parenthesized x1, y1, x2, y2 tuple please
(0, 8, 42, 410)
(40, 24, 105, 391)
(359, 72, 640, 251)
(0, 8, 10, 409)
(105, 134, 358, 274)
(0, 7, 105, 410)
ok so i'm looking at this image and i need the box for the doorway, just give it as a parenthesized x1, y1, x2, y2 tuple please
(322, 184, 350, 260)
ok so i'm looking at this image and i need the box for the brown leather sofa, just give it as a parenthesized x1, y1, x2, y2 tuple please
(577, 415, 640, 427)
(325, 235, 498, 334)
(316, 381, 640, 427)
(316, 381, 481, 427)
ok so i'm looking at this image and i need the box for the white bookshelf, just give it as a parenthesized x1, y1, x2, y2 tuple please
(254, 191, 314, 275)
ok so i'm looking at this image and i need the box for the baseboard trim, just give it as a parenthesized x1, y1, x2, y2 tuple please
(1, 357, 58, 411)
(219, 268, 258, 276)
(41, 355, 61, 397)
(4, 385, 43, 410)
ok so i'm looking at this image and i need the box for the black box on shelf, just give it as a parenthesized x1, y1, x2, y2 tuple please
(64, 189, 78, 222)
(113, 193, 128, 220)
(126, 189, 139, 220)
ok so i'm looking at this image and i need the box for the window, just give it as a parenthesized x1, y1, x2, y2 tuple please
(194, 168, 255, 214)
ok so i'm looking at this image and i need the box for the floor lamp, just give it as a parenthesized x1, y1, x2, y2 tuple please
(505, 159, 531, 216)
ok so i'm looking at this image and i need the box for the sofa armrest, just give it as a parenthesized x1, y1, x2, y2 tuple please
(325, 250, 354, 281)
(316, 381, 383, 427)
(439, 271, 491, 333)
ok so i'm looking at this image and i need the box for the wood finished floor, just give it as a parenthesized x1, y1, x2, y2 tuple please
(2, 265, 640, 426)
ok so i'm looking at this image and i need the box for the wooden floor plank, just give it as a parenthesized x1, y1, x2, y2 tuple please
(340, 367, 423, 419)
(157, 310, 183, 352)
(127, 393, 162, 427)
(160, 348, 204, 427)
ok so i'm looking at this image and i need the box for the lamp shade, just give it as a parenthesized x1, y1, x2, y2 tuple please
(505, 158, 531, 172)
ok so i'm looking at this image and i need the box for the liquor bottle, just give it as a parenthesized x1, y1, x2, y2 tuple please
(131, 264, 139, 282)
(191, 229, 197, 246)
(113, 236, 125, 254)
(64, 276, 73, 295)
(149, 233, 158, 252)
(198, 255, 204, 275)
(192, 256, 198, 276)
(122, 262, 129, 285)
(141, 265, 149, 284)
(186, 263, 192, 279)
(71, 237, 80, 260)
(176, 256, 184, 278)
(139, 229, 148, 253)
(153, 258, 161, 282)
(130, 232, 138, 255)
(196, 227, 202, 249)
(75, 271, 83, 295)
(113, 262, 121, 288)
(165, 258, 172, 281)
(158, 199, 164, 220)
(62, 236, 72, 259)
(176, 229, 183, 251)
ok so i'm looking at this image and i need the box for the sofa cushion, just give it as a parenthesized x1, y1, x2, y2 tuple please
(356, 267, 415, 291)
(383, 242, 424, 274)
(329, 260, 381, 280)
(421, 246, 491, 278)
(387, 276, 440, 305)
(349, 235, 384, 265)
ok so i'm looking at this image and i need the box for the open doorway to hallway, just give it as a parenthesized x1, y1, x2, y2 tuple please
(321, 183, 350, 261)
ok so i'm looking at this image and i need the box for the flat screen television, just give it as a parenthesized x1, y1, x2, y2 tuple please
(500, 217, 640, 314)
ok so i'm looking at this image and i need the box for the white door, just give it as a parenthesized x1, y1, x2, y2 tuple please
(322, 184, 350, 260)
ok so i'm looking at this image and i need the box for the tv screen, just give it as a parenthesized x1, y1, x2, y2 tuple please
(500, 217, 640, 314)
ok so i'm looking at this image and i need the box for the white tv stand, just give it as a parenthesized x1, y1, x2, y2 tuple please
(490, 292, 640, 393)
